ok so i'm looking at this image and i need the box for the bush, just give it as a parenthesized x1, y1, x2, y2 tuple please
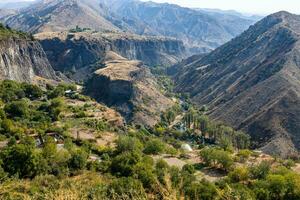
(143, 138, 165, 155)
(111, 151, 142, 177)
(236, 149, 252, 163)
(68, 148, 88, 171)
(249, 161, 271, 179)
(228, 166, 250, 183)
(4, 100, 29, 118)
(107, 177, 146, 199)
(200, 147, 233, 171)
(21, 83, 43, 100)
(115, 136, 143, 154)
(184, 180, 218, 200)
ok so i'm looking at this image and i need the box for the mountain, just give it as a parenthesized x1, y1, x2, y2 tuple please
(173, 11, 300, 157)
(84, 51, 174, 126)
(1, 0, 256, 55)
(35, 31, 186, 81)
(102, 0, 256, 53)
(2, 0, 120, 33)
(0, 24, 61, 83)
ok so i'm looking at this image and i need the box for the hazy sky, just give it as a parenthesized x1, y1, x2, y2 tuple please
(0, 0, 299, 15)
(141, 0, 300, 15)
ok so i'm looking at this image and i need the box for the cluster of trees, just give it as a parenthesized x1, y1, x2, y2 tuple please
(183, 108, 250, 150)
(200, 147, 234, 171)
(0, 136, 88, 179)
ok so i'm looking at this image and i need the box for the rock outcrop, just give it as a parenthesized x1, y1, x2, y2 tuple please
(174, 11, 300, 157)
(35, 31, 186, 81)
(0, 27, 61, 83)
(85, 51, 174, 126)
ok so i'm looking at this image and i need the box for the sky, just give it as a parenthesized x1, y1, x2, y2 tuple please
(140, 0, 300, 15)
(0, 0, 298, 15)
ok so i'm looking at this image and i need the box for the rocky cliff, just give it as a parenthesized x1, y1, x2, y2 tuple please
(0, 26, 60, 83)
(35, 31, 186, 81)
(84, 51, 174, 126)
(174, 11, 300, 157)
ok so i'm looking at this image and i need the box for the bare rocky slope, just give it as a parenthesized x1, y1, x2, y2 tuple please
(84, 51, 174, 126)
(2, 0, 120, 34)
(173, 11, 300, 157)
(35, 31, 186, 81)
(0, 27, 61, 83)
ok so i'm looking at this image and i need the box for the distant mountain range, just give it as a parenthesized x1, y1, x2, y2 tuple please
(0, 0, 257, 54)
(173, 11, 300, 158)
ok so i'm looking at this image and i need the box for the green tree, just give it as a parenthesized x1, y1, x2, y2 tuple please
(4, 100, 29, 118)
(143, 138, 165, 155)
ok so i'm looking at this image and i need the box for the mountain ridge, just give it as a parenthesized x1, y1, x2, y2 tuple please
(173, 11, 300, 157)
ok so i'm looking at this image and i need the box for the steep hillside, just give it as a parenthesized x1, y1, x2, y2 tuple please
(84, 51, 174, 126)
(174, 11, 300, 157)
(35, 31, 186, 81)
(0, 24, 61, 83)
(102, 0, 256, 53)
(2, 0, 120, 33)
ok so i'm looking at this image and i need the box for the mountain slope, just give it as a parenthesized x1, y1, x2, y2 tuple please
(102, 0, 256, 53)
(3, 0, 120, 33)
(174, 11, 300, 157)
(0, 25, 61, 83)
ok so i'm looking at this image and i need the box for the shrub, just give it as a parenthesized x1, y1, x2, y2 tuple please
(143, 138, 165, 155)
(4, 100, 29, 118)
(68, 148, 88, 171)
(115, 136, 143, 154)
(236, 149, 252, 163)
(107, 177, 147, 200)
(184, 180, 217, 200)
(229, 166, 250, 183)
(111, 151, 142, 177)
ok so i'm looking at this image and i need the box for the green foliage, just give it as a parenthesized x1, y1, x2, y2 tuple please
(183, 179, 217, 200)
(68, 148, 88, 171)
(236, 149, 252, 163)
(85, 119, 109, 131)
(4, 100, 29, 119)
(107, 177, 147, 200)
(115, 136, 143, 154)
(249, 161, 271, 179)
(111, 151, 142, 177)
(0, 143, 48, 178)
(228, 166, 250, 183)
(143, 138, 165, 155)
(200, 147, 233, 171)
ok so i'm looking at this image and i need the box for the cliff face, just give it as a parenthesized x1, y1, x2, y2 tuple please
(173, 12, 300, 157)
(0, 36, 60, 83)
(85, 52, 174, 126)
(35, 31, 186, 81)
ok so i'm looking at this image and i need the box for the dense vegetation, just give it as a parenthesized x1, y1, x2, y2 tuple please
(0, 23, 33, 40)
(0, 80, 299, 199)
